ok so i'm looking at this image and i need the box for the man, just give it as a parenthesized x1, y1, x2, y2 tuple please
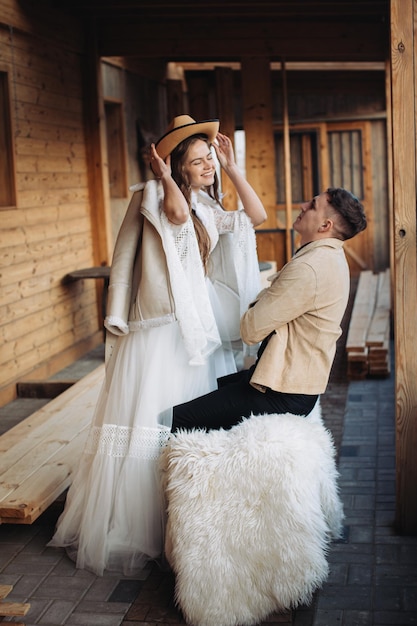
(171, 187, 367, 432)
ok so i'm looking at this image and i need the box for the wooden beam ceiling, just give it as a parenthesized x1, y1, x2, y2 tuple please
(52, 1, 390, 20)
(47, 0, 390, 62)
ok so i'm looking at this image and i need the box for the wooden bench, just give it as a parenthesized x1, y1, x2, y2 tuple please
(0, 364, 105, 524)
(0, 585, 30, 624)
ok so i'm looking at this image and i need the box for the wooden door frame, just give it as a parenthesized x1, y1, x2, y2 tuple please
(273, 120, 375, 273)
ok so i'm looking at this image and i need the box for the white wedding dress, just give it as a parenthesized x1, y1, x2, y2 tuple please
(48, 189, 260, 575)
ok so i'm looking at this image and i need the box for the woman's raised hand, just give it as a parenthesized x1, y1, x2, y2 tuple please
(150, 143, 171, 179)
(150, 143, 189, 223)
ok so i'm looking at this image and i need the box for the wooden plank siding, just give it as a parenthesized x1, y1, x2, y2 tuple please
(0, 7, 103, 405)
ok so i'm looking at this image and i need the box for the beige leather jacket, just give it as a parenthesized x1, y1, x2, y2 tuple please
(240, 239, 350, 395)
(105, 180, 174, 338)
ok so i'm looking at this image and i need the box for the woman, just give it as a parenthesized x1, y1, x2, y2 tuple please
(48, 115, 267, 575)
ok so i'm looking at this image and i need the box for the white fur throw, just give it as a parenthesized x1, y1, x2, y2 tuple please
(160, 404, 344, 626)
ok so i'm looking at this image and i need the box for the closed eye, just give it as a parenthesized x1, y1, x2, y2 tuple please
(189, 153, 213, 166)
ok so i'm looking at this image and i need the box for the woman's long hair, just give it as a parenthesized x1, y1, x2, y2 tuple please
(170, 134, 224, 273)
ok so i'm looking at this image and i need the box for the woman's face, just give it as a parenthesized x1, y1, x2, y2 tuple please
(183, 139, 216, 191)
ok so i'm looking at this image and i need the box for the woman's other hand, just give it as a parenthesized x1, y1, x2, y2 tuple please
(213, 132, 236, 171)
(212, 133, 267, 227)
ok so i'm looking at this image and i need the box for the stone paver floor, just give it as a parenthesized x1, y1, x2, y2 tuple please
(1, 341, 416, 625)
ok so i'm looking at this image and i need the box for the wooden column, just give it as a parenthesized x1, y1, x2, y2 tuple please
(281, 60, 293, 262)
(82, 22, 113, 327)
(241, 57, 277, 228)
(166, 79, 185, 121)
(83, 23, 113, 266)
(215, 66, 238, 211)
(390, 0, 417, 534)
(166, 61, 186, 121)
(187, 73, 212, 121)
(385, 59, 395, 295)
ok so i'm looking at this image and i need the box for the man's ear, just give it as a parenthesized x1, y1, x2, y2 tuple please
(318, 218, 333, 233)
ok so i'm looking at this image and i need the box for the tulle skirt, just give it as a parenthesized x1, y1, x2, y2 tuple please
(48, 313, 236, 576)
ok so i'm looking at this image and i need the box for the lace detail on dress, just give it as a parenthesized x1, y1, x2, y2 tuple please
(85, 424, 171, 460)
(129, 313, 175, 331)
(212, 205, 253, 272)
(171, 219, 193, 265)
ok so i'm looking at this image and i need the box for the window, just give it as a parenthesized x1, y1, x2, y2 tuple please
(0, 70, 16, 208)
(328, 129, 364, 198)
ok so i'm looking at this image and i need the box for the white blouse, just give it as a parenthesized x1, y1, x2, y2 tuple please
(159, 188, 260, 365)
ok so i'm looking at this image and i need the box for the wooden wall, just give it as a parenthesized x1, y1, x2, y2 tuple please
(0, 3, 102, 405)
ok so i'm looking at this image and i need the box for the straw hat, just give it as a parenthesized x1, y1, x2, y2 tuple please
(155, 115, 219, 160)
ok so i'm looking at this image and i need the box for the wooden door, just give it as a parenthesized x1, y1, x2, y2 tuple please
(325, 121, 374, 275)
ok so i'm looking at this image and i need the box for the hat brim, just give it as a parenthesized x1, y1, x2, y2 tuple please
(155, 119, 219, 160)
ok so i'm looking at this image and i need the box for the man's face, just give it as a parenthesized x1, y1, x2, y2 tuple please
(293, 192, 332, 243)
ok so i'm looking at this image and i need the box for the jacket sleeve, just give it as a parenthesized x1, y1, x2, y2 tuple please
(104, 187, 144, 336)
